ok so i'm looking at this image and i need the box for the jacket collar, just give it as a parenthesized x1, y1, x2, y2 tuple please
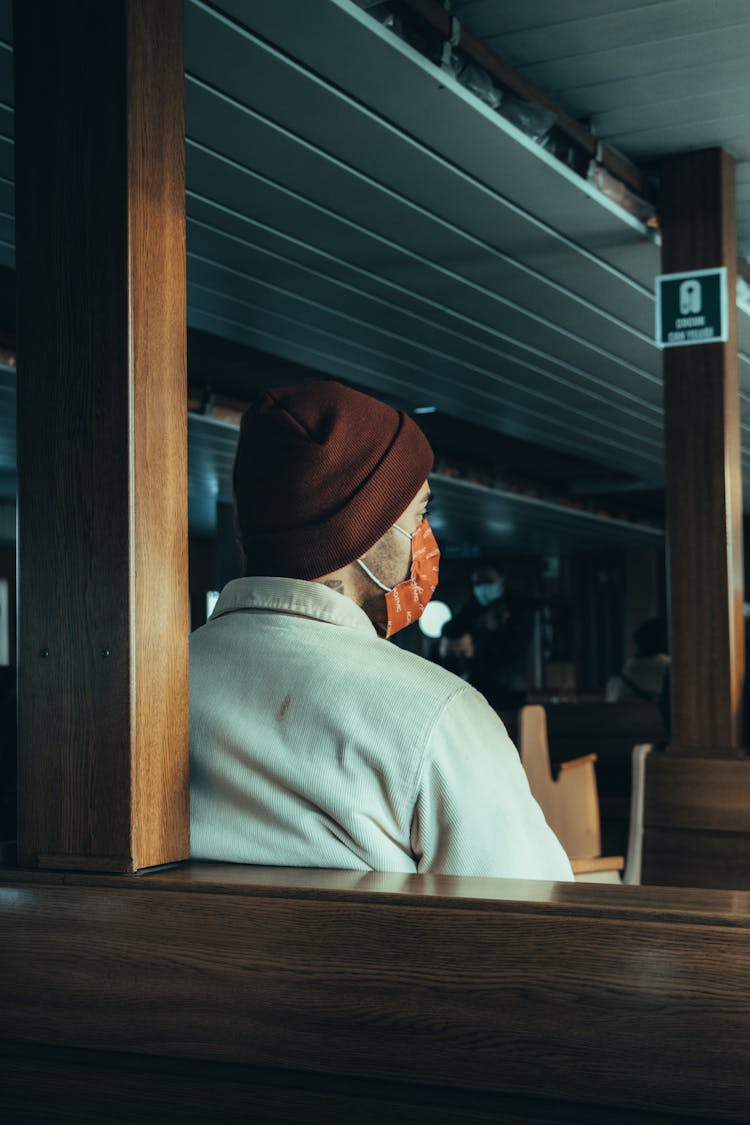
(210, 576, 377, 635)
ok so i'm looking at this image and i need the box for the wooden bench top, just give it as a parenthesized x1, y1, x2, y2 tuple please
(3, 859, 750, 924)
(2, 863, 750, 1121)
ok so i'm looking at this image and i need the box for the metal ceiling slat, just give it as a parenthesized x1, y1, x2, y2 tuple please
(186, 0, 655, 334)
(471, 1, 750, 63)
(184, 1, 750, 488)
(186, 264, 665, 450)
(451, 1, 750, 262)
(204, 0, 655, 279)
(186, 302, 664, 482)
(566, 55, 750, 118)
(186, 279, 666, 472)
(186, 173, 661, 441)
(608, 110, 750, 159)
(187, 247, 667, 447)
(186, 410, 664, 555)
(186, 148, 663, 411)
(186, 197, 665, 430)
(451, 0, 662, 37)
(517, 22, 750, 92)
(432, 480, 663, 552)
(595, 87, 750, 142)
(184, 77, 660, 374)
(0, 0, 745, 534)
(185, 131, 662, 424)
(186, 219, 664, 426)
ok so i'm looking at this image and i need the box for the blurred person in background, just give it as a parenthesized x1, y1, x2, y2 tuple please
(606, 616, 670, 703)
(452, 564, 535, 711)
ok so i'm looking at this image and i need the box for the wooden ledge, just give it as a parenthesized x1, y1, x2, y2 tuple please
(2, 860, 750, 926)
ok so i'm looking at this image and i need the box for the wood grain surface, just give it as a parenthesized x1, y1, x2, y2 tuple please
(1, 868, 750, 1121)
(642, 827, 750, 890)
(661, 148, 745, 754)
(0, 1041, 726, 1125)
(645, 755, 750, 832)
(642, 745, 750, 888)
(4, 861, 750, 922)
(13, 0, 188, 871)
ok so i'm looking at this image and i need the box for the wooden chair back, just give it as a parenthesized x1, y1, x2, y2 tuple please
(518, 704, 601, 859)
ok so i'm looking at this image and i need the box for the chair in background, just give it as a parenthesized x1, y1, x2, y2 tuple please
(518, 704, 624, 883)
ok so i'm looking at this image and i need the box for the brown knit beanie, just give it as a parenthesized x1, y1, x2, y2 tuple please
(233, 380, 434, 580)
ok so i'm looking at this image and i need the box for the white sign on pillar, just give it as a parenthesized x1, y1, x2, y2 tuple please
(655, 267, 729, 348)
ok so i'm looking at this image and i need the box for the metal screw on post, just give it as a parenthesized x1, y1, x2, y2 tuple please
(101, 648, 110, 658)
(39, 648, 49, 658)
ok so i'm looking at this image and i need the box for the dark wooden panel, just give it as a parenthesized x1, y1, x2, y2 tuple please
(1, 1035, 719, 1125)
(543, 703, 665, 742)
(14, 0, 131, 868)
(0, 1042, 722, 1125)
(642, 827, 750, 890)
(2, 874, 750, 1120)
(643, 753, 750, 888)
(13, 0, 188, 870)
(661, 148, 745, 753)
(645, 754, 750, 832)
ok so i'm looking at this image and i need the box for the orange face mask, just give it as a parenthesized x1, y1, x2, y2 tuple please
(358, 518, 440, 638)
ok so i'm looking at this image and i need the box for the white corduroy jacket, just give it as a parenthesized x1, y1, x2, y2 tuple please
(189, 577, 573, 881)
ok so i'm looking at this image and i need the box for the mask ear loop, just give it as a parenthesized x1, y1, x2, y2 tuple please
(357, 522, 416, 590)
(356, 558, 392, 592)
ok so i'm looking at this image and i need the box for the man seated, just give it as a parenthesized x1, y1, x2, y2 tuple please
(190, 380, 572, 881)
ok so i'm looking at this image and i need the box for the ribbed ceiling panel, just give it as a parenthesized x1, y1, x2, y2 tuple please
(452, 0, 750, 258)
(180, 0, 663, 484)
(0, 0, 747, 547)
(0, 368, 666, 552)
(185, 411, 664, 553)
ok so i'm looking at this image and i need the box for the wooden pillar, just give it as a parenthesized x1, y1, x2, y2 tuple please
(643, 149, 750, 889)
(662, 148, 745, 755)
(14, 1, 189, 871)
